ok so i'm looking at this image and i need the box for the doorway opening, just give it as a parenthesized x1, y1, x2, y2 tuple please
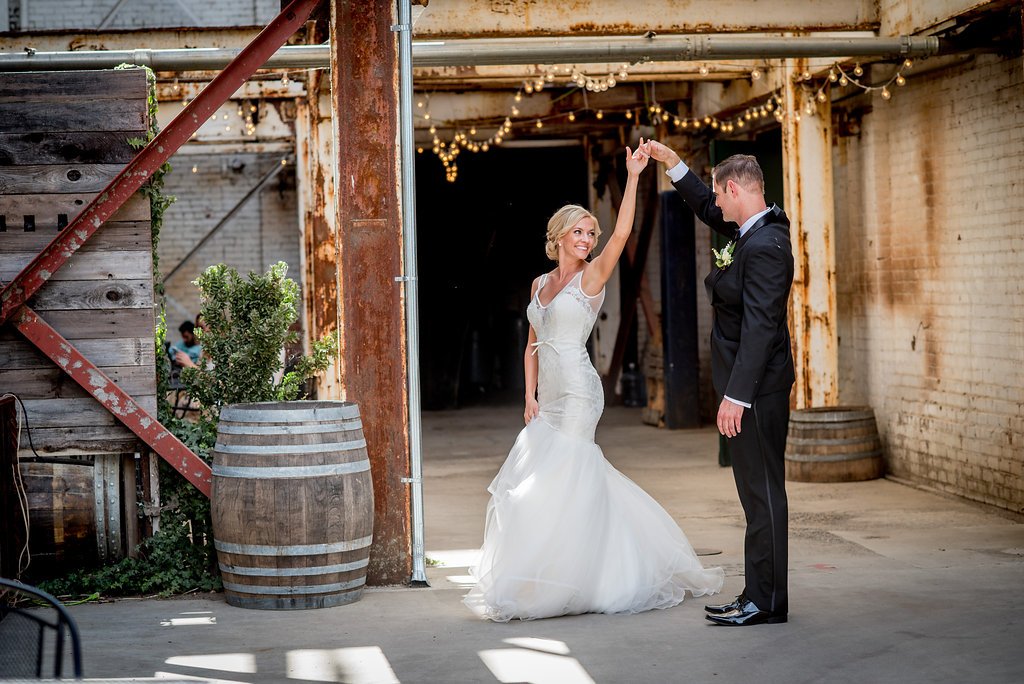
(416, 143, 588, 410)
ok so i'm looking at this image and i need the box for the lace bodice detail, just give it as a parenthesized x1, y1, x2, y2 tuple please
(526, 271, 606, 442)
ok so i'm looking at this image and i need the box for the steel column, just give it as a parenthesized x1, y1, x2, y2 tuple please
(330, 0, 412, 584)
(782, 57, 839, 409)
(397, 0, 428, 586)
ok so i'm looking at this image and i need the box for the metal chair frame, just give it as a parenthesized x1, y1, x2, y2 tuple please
(0, 577, 83, 679)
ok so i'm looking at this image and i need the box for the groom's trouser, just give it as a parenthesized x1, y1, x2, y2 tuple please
(728, 387, 789, 615)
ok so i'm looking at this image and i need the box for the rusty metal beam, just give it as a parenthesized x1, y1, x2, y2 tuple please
(0, 27, 265, 54)
(329, 0, 412, 585)
(781, 57, 839, 410)
(11, 306, 212, 497)
(411, 0, 879, 37)
(0, 0, 323, 325)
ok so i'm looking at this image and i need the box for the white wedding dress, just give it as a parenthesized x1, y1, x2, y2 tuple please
(463, 270, 724, 622)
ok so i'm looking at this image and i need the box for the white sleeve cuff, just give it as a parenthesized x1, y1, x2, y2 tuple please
(665, 160, 690, 183)
(724, 395, 751, 409)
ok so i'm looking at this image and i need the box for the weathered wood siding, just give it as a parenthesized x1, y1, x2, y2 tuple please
(0, 68, 156, 457)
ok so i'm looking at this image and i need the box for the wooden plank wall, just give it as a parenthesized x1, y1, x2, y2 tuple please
(0, 69, 157, 457)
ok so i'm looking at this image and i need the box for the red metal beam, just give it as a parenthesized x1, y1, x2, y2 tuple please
(0, 0, 322, 325)
(12, 305, 213, 497)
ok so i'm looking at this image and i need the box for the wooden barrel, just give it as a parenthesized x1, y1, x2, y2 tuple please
(21, 461, 99, 578)
(211, 401, 374, 610)
(785, 406, 884, 483)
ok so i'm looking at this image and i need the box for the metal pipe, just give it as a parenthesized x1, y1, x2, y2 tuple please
(0, 34, 944, 72)
(397, 0, 429, 587)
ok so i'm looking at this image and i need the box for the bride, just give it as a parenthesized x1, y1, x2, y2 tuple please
(463, 145, 724, 622)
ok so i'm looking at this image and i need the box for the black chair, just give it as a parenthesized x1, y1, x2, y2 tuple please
(0, 577, 82, 679)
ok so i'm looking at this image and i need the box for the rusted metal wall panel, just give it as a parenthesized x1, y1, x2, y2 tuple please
(330, 0, 412, 585)
(296, 70, 342, 401)
(412, 0, 879, 38)
(781, 58, 839, 410)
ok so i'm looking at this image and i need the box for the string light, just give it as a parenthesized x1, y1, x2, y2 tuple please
(415, 57, 909, 182)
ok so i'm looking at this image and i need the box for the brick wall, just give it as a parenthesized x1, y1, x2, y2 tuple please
(832, 53, 1024, 514)
(159, 151, 301, 326)
(17, 0, 279, 30)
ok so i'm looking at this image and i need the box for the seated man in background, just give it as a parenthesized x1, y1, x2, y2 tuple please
(171, 320, 202, 369)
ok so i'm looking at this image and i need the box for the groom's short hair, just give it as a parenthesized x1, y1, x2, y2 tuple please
(713, 154, 764, 195)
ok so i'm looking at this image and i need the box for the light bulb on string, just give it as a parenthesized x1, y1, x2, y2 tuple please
(191, 164, 198, 173)
(817, 91, 827, 103)
(514, 92, 522, 102)
(903, 59, 913, 69)
(568, 112, 576, 122)
(896, 75, 906, 86)
(751, 68, 761, 80)
(853, 64, 864, 77)
(535, 119, 544, 128)
(839, 75, 849, 86)
(625, 110, 632, 119)
(880, 86, 891, 100)
(596, 110, 604, 120)
(829, 70, 838, 82)
(699, 65, 709, 75)
(424, 112, 431, 120)
(511, 106, 520, 116)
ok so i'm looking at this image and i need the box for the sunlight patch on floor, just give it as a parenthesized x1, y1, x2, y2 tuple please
(159, 611, 217, 627)
(480, 647, 595, 684)
(286, 647, 400, 683)
(425, 548, 480, 568)
(164, 652, 257, 674)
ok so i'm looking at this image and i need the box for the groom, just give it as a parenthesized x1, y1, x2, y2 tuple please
(641, 140, 794, 626)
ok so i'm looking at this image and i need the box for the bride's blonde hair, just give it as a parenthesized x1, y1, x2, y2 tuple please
(545, 205, 600, 261)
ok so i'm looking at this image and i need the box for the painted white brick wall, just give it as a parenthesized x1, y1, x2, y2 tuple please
(19, 0, 279, 30)
(159, 151, 301, 324)
(833, 53, 1024, 514)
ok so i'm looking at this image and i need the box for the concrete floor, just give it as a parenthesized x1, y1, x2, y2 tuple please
(65, 406, 1023, 683)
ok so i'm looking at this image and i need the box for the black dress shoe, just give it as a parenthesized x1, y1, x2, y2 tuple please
(705, 599, 787, 626)
(704, 594, 745, 615)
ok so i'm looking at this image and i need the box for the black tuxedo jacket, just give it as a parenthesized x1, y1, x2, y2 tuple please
(672, 171, 795, 404)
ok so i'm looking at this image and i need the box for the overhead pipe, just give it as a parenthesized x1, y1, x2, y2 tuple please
(396, 0, 429, 587)
(0, 34, 944, 72)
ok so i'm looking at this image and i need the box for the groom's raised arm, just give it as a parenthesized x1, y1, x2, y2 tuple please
(641, 139, 739, 240)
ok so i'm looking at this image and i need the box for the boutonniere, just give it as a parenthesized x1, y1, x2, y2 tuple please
(713, 241, 736, 269)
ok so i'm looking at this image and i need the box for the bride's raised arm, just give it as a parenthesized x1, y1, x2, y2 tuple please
(581, 146, 649, 295)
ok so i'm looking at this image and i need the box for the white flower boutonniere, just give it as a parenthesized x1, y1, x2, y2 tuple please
(713, 241, 736, 269)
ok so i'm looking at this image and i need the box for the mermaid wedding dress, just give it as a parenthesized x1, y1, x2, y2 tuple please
(463, 270, 724, 622)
